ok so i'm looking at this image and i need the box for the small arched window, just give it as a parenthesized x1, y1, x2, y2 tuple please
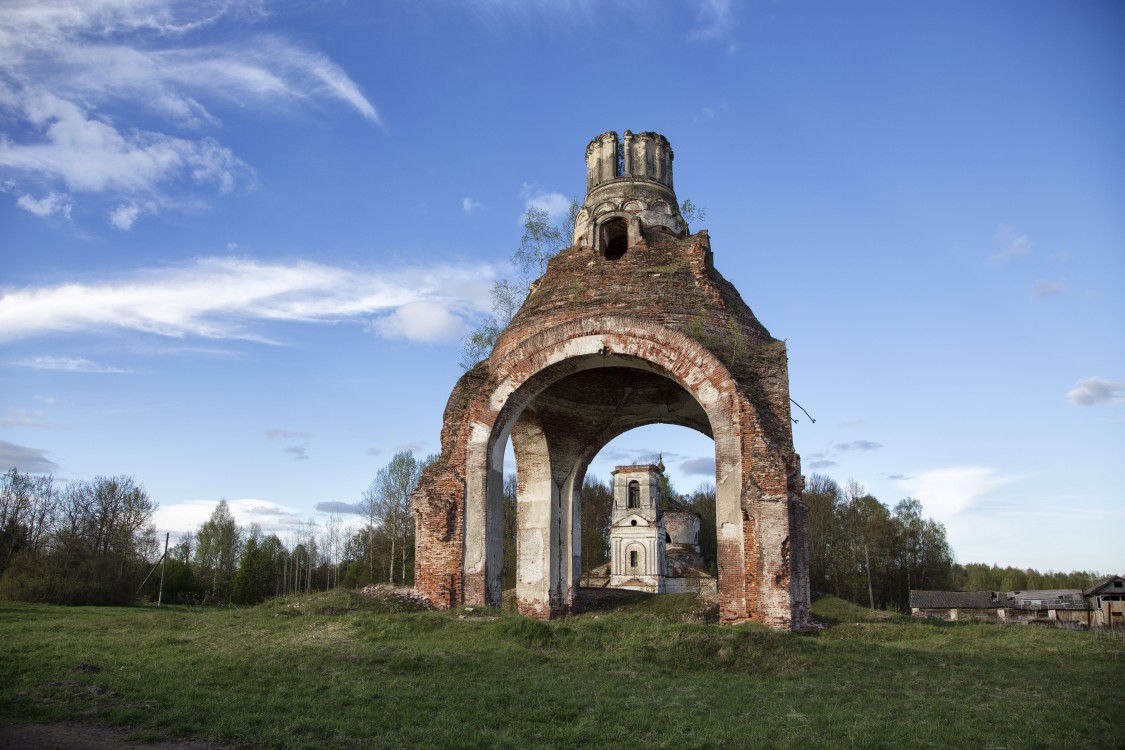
(627, 480, 640, 508)
(601, 218, 628, 260)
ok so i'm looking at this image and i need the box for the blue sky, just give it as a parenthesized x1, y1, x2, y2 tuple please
(1, 0, 1122, 574)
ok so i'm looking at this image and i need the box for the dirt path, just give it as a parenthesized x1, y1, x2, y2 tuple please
(0, 723, 228, 750)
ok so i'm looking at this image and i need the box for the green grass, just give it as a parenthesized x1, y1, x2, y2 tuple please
(1, 591, 1122, 749)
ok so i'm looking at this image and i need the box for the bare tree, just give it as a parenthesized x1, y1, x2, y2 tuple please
(324, 513, 343, 588)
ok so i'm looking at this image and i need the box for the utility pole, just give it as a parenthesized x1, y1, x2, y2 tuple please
(157, 532, 169, 606)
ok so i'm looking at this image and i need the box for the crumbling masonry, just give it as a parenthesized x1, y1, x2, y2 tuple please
(413, 130, 812, 629)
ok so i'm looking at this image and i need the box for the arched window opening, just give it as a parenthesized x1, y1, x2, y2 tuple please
(629, 550, 638, 569)
(627, 480, 640, 508)
(602, 218, 628, 260)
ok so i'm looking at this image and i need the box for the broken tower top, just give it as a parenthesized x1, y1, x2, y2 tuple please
(572, 130, 689, 252)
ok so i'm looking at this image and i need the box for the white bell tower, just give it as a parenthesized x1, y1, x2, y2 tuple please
(608, 463, 667, 592)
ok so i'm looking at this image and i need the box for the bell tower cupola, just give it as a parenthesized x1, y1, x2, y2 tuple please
(571, 130, 689, 259)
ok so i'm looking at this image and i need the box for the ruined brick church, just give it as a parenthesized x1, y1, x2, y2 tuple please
(413, 130, 812, 630)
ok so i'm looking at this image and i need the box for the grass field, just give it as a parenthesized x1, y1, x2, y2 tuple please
(1, 590, 1121, 749)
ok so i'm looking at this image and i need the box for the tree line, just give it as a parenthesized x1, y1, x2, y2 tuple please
(2, 462, 1106, 610)
(0, 451, 435, 606)
(0, 469, 158, 604)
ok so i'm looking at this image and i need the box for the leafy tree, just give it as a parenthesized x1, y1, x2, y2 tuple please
(194, 499, 242, 601)
(682, 482, 718, 575)
(361, 451, 433, 585)
(803, 474, 843, 596)
(459, 203, 576, 369)
(0, 469, 58, 577)
(500, 473, 518, 590)
(232, 536, 273, 604)
(514, 206, 565, 278)
(679, 199, 706, 225)
(579, 476, 613, 572)
(0, 474, 156, 605)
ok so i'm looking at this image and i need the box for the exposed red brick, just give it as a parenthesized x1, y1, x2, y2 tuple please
(413, 131, 812, 630)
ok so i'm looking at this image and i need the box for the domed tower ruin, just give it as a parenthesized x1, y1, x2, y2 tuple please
(413, 130, 812, 630)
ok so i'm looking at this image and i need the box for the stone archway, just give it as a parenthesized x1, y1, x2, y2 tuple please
(413, 131, 811, 630)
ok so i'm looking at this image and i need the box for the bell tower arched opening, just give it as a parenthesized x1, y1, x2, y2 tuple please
(601, 217, 629, 260)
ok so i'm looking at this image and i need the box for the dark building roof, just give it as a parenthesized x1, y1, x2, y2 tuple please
(910, 590, 998, 609)
(1004, 589, 1089, 610)
(1084, 575, 1125, 598)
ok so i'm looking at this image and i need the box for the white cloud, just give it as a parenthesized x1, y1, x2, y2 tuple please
(0, 0, 377, 217)
(0, 257, 494, 344)
(463, 196, 482, 215)
(16, 191, 71, 219)
(12, 355, 131, 373)
(521, 183, 570, 221)
(394, 441, 427, 454)
(370, 299, 470, 342)
(1066, 377, 1125, 407)
(0, 85, 250, 196)
(154, 496, 306, 536)
(894, 467, 1018, 524)
(109, 202, 141, 230)
(991, 223, 1031, 263)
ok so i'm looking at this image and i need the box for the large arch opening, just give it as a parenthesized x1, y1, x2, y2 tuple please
(580, 423, 718, 592)
(425, 318, 807, 628)
(477, 353, 724, 617)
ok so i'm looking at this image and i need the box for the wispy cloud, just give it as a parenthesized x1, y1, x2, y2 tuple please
(0, 0, 378, 223)
(0, 257, 494, 344)
(1, 408, 51, 428)
(265, 429, 312, 461)
(1031, 280, 1068, 300)
(990, 224, 1031, 263)
(265, 429, 314, 441)
(0, 440, 59, 473)
(894, 466, 1019, 523)
(688, 0, 739, 53)
(11, 355, 131, 373)
(1066, 377, 1125, 407)
(834, 440, 883, 452)
(462, 197, 483, 215)
(16, 191, 72, 219)
(394, 441, 427, 454)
